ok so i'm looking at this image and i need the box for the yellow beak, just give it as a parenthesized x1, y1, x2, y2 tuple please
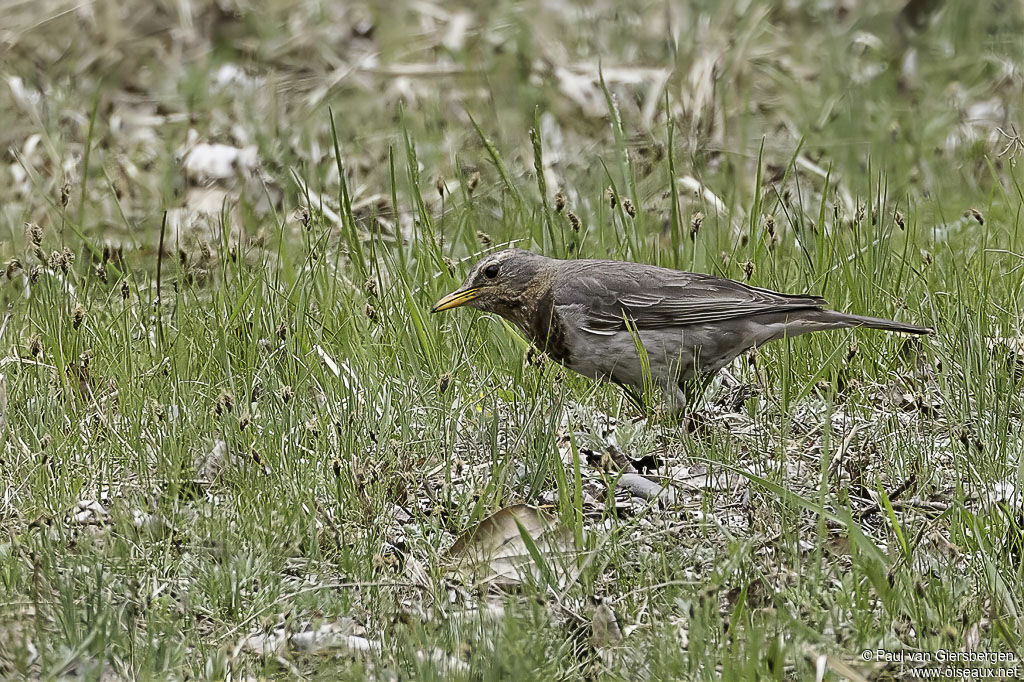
(431, 287, 480, 313)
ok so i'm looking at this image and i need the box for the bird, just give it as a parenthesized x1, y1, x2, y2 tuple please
(431, 249, 931, 413)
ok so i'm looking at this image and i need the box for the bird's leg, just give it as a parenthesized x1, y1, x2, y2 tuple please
(715, 368, 761, 412)
(660, 375, 721, 435)
(660, 382, 691, 419)
(652, 402, 713, 435)
(613, 380, 648, 414)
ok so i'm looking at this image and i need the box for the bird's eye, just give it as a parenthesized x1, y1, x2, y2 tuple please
(483, 263, 500, 279)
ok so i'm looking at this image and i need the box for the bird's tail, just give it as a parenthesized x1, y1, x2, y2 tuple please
(816, 310, 932, 335)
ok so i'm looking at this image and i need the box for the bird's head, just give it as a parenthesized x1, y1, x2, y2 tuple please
(431, 249, 549, 318)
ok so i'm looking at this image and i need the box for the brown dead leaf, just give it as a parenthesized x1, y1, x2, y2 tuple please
(447, 504, 573, 588)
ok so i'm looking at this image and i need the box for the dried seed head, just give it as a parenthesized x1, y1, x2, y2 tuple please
(72, 303, 84, 330)
(364, 303, 377, 321)
(5, 258, 21, 279)
(768, 236, 779, 251)
(304, 418, 320, 438)
(59, 247, 74, 273)
(28, 334, 42, 357)
(276, 320, 287, 341)
(476, 230, 492, 247)
(47, 251, 61, 270)
(279, 385, 294, 403)
(373, 552, 401, 572)
(467, 171, 480, 195)
(965, 208, 984, 225)
(94, 263, 107, 283)
(40, 433, 52, 451)
(921, 250, 933, 265)
(29, 267, 41, 283)
(554, 189, 566, 214)
(79, 350, 91, 367)
(60, 179, 71, 207)
(25, 223, 43, 246)
(567, 211, 581, 232)
(214, 390, 234, 416)
(120, 280, 130, 300)
(606, 187, 617, 209)
(764, 214, 775, 237)
(622, 198, 636, 218)
(434, 175, 445, 198)
(742, 260, 755, 280)
(443, 257, 456, 277)
(364, 278, 378, 298)
(525, 346, 548, 368)
(298, 207, 311, 231)
(149, 399, 166, 422)
(855, 204, 865, 224)
(437, 372, 451, 393)
(894, 210, 905, 230)
(248, 447, 266, 471)
(690, 212, 704, 239)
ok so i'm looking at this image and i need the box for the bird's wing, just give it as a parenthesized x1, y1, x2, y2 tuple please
(561, 262, 826, 334)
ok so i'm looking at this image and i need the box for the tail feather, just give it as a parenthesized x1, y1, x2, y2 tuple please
(819, 310, 931, 335)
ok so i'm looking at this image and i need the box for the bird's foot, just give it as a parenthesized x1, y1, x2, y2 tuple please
(648, 404, 716, 436)
(681, 411, 717, 437)
(717, 383, 761, 413)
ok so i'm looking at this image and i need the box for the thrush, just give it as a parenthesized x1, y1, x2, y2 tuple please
(432, 249, 931, 411)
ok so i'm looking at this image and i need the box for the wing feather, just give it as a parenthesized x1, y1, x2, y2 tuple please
(559, 263, 826, 334)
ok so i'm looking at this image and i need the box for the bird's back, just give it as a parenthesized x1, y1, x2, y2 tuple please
(549, 258, 826, 334)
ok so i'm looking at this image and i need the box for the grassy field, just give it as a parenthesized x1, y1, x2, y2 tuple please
(1, 0, 1023, 679)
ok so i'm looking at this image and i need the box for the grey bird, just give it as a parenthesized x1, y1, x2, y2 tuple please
(432, 249, 931, 411)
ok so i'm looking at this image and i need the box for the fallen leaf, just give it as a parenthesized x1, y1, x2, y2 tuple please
(69, 500, 108, 525)
(591, 600, 623, 649)
(615, 473, 676, 504)
(447, 504, 574, 588)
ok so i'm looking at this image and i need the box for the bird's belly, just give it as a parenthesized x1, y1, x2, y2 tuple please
(559, 328, 686, 386)
(560, 325, 756, 388)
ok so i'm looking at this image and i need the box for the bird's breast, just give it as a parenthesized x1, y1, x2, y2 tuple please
(521, 294, 572, 367)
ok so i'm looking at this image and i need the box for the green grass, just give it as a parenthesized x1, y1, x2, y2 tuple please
(1, 0, 1023, 679)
